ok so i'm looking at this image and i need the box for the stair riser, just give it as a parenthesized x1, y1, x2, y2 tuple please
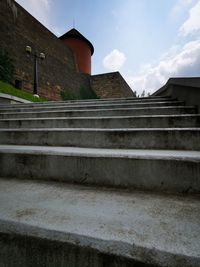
(0, 102, 184, 113)
(0, 231, 149, 267)
(1, 153, 199, 193)
(0, 107, 196, 119)
(0, 116, 199, 129)
(0, 130, 199, 150)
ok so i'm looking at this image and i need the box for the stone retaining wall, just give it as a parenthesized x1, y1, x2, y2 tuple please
(91, 72, 135, 98)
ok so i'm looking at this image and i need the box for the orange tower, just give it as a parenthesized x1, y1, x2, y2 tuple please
(59, 28, 94, 75)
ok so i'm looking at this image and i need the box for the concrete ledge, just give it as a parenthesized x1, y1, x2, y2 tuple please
(152, 77, 200, 112)
(0, 178, 200, 267)
(0, 93, 32, 104)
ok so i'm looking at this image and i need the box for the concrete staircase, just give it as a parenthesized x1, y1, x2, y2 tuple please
(0, 96, 200, 267)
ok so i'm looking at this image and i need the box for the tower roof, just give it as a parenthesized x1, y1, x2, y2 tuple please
(59, 28, 94, 55)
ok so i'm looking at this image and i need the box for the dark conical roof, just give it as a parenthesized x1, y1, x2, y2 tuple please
(59, 28, 94, 55)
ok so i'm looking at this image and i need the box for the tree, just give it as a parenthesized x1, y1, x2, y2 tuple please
(141, 90, 145, 97)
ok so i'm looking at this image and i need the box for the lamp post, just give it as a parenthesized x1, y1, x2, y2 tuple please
(26, 46, 45, 97)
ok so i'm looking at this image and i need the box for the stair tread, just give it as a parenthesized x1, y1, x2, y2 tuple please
(0, 145, 200, 159)
(0, 178, 199, 267)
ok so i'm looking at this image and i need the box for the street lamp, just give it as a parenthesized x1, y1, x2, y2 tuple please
(26, 46, 45, 97)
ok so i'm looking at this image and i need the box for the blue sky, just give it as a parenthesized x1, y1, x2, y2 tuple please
(16, 0, 200, 95)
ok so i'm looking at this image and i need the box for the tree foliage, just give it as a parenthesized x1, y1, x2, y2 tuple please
(0, 50, 15, 84)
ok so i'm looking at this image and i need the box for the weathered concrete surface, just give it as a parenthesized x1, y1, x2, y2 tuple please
(0, 114, 199, 129)
(0, 145, 200, 193)
(0, 106, 197, 119)
(0, 128, 200, 150)
(0, 178, 200, 267)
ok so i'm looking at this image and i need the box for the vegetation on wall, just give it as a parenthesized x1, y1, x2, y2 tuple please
(79, 86, 98, 99)
(60, 86, 99, 100)
(0, 50, 15, 84)
(60, 90, 77, 100)
(0, 81, 47, 102)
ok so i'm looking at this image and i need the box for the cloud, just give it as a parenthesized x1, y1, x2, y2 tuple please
(103, 49, 126, 72)
(126, 40, 200, 95)
(171, 0, 194, 16)
(15, 0, 51, 28)
(180, 0, 200, 36)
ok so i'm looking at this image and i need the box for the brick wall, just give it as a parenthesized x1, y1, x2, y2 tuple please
(0, 0, 90, 100)
(91, 72, 135, 98)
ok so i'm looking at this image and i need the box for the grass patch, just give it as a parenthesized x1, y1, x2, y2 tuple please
(0, 81, 47, 102)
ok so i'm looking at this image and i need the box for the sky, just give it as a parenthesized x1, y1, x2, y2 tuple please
(15, 0, 200, 95)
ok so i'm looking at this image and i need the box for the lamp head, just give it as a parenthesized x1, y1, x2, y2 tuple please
(26, 46, 32, 54)
(39, 53, 45, 60)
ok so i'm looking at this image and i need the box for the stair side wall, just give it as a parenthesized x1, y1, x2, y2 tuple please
(153, 77, 200, 112)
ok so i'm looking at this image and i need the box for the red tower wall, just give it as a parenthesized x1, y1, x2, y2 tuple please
(62, 38, 92, 75)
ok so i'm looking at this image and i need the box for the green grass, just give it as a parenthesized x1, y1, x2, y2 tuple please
(0, 81, 47, 102)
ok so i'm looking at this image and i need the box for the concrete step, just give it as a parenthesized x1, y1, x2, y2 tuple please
(0, 114, 199, 129)
(0, 178, 199, 267)
(0, 96, 171, 108)
(0, 128, 199, 150)
(0, 106, 196, 119)
(0, 101, 184, 113)
(0, 145, 199, 193)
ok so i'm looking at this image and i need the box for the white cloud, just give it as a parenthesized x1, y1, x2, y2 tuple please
(15, 0, 51, 28)
(126, 40, 200, 95)
(180, 0, 200, 36)
(103, 49, 126, 72)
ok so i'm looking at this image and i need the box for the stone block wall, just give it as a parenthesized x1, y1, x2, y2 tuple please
(0, 0, 90, 100)
(91, 72, 135, 98)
